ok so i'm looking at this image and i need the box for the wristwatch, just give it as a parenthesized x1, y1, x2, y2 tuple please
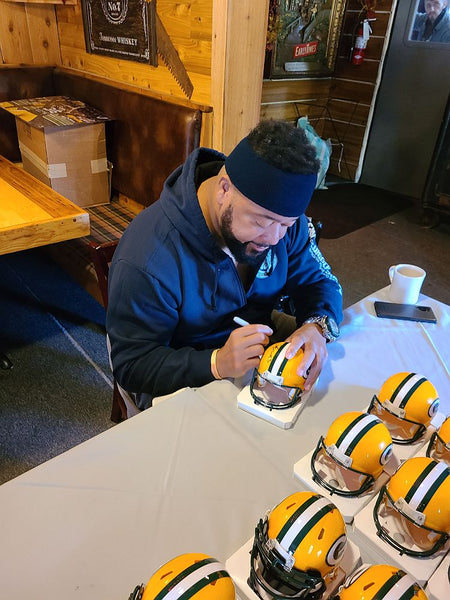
(303, 315, 340, 342)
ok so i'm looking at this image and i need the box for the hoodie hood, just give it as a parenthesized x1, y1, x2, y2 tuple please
(159, 147, 226, 261)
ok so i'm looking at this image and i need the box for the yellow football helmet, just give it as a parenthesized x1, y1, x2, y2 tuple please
(374, 456, 450, 557)
(129, 553, 236, 600)
(249, 491, 347, 600)
(311, 411, 393, 497)
(250, 342, 306, 410)
(369, 372, 439, 444)
(426, 415, 450, 465)
(334, 564, 428, 600)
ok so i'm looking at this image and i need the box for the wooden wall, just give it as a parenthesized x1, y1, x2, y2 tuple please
(56, 1, 213, 107)
(0, 0, 63, 64)
(0, 0, 215, 143)
(0, 0, 396, 179)
(261, 0, 396, 180)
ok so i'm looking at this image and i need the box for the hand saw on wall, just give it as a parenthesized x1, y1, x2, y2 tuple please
(154, 11, 194, 99)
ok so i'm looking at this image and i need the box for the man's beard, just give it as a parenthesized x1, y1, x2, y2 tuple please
(220, 205, 271, 266)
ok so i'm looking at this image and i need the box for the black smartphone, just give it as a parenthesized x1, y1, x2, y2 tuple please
(374, 301, 437, 323)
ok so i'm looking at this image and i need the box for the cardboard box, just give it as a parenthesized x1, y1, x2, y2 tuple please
(0, 96, 111, 208)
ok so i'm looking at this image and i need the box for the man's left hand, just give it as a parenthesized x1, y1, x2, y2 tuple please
(284, 323, 328, 391)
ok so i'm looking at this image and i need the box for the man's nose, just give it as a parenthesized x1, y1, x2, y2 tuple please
(263, 222, 287, 245)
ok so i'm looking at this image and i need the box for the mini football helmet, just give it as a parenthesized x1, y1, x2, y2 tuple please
(369, 372, 439, 444)
(426, 415, 450, 465)
(373, 456, 450, 557)
(250, 342, 306, 410)
(333, 564, 428, 600)
(311, 411, 393, 497)
(129, 553, 235, 600)
(248, 491, 347, 600)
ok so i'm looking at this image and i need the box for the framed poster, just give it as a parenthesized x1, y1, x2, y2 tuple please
(81, 0, 157, 65)
(265, 0, 347, 79)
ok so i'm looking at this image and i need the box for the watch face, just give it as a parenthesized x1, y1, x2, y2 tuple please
(326, 317, 339, 337)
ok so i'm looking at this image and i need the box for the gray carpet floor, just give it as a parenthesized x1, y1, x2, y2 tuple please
(0, 249, 114, 484)
(0, 203, 449, 485)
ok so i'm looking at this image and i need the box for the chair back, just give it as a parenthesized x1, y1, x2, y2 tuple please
(88, 240, 118, 309)
(88, 239, 140, 422)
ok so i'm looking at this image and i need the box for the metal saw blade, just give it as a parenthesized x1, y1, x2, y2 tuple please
(156, 13, 194, 99)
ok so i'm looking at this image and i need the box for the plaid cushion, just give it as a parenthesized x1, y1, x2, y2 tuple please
(50, 200, 137, 280)
(86, 201, 137, 244)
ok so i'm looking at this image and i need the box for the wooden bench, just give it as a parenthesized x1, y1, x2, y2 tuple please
(0, 65, 211, 304)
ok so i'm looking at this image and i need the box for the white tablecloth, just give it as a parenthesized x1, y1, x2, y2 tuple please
(0, 288, 448, 598)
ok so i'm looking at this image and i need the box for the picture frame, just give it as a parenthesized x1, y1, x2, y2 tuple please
(264, 0, 347, 79)
(81, 0, 157, 66)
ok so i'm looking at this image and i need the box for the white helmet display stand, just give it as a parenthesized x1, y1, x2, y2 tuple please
(425, 551, 450, 600)
(352, 495, 450, 587)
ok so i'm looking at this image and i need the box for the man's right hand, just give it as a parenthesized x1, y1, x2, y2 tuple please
(215, 323, 273, 379)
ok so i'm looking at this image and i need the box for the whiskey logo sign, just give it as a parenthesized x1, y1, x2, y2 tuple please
(100, 0, 128, 25)
(81, 0, 157, 65)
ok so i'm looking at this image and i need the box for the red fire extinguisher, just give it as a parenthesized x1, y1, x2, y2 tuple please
(350, 10, 376, 65)
(351, 23, 367, 65)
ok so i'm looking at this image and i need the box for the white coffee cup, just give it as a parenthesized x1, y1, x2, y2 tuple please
(388, 264, 426, 304)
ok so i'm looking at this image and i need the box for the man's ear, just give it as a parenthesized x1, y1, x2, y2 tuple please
(216, 175, 231, 206)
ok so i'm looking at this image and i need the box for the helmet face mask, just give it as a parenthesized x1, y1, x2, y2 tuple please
(368, 395, 426, 444)
(248, 492, 347, 600)
(250, 343, 306, 411)
(249, 518, 325, 600)
(311, 437, 376, 497)
(368, 373, 440, 445)
(373, 457, 450, 558)
(311, 412, 393, 497)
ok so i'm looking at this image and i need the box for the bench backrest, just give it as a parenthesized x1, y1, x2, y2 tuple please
(0, 66, 55, 162)
(0, 66, 204, 207)
(53, 69, 203, 207)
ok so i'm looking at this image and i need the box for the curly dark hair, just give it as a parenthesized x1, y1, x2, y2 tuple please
(247, 119, 319, 175)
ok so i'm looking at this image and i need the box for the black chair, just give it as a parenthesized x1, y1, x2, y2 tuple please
(88, 240, 128, 423)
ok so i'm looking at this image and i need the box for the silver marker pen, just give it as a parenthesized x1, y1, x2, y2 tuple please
(233, 316, 250, 327)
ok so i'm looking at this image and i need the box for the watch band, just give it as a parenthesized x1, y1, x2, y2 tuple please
(303, 315, 339, 342)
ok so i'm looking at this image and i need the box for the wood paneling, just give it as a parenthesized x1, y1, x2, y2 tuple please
(56, 1, 213, 106)
(0, 2, 60, 64)
(0, 2, 33, 63)
(212, 0, 269, 153)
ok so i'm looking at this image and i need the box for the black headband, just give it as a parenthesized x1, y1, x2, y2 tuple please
(225, 137, 317, 217)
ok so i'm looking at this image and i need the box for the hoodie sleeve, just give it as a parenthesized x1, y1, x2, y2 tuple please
(283, 216, 343, 325)
(106, 257, 215, 398)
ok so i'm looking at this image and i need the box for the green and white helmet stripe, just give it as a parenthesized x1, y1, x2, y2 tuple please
(372, 570, 417, 600)
(276, 495, 333, 553)
(335, 413, 380, 456)
(153, 558, 229, 600)
(404, 459, 450, 513)
(268, 343, 289, 374)
(389, 373, 427, 410)
(263, 342, 290, 385)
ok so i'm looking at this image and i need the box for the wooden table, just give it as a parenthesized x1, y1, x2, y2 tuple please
(0, 155, 89, 255)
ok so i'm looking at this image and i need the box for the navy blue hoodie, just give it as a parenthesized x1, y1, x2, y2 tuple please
(106, 148, 342, 402)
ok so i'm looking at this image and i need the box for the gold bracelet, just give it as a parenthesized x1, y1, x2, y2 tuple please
(211, 349, 222, 380)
